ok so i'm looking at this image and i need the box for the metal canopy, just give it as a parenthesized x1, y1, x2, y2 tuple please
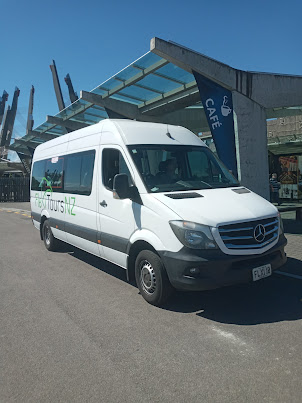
(268, 134, 302, 155)
(9, 51, 200, 154)
(9, 46, 302, 155)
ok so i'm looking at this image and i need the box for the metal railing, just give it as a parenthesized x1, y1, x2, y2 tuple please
(0, 177, 30, 202)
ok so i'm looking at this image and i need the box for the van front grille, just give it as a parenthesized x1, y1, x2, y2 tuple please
(218, 217, 279, 250)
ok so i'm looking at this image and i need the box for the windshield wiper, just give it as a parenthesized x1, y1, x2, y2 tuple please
(199, 180, 212, 189)
(176, 180, 213, 189)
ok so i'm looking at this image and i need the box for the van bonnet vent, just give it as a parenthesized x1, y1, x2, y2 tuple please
(165, 193, 203, 199)
(232, 187, 251, 194)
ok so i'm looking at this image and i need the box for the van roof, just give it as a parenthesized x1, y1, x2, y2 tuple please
(34, 119, 205, 155)
(105, 119, 204, 146)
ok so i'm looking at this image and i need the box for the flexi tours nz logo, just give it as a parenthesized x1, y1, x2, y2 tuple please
(35, 178, 76, 216)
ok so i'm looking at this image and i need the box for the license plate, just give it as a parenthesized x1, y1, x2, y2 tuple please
(252, 264, 272, 281)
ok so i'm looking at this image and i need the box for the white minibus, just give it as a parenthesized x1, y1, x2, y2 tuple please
(31, 119, 287, 305)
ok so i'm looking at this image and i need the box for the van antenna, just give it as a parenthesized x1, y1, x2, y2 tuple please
(166, 124, 173, 139)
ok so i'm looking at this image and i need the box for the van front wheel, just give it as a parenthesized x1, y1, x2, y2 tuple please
(42, 220, 59, 251)
(135, 250, 173, 306)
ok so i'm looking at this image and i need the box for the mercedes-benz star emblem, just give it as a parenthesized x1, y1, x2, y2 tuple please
(254, 224, 266, 243)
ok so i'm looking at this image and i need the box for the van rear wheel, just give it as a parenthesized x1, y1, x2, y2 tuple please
(42, 219, 59, 251)
(135, 250, 173, 306)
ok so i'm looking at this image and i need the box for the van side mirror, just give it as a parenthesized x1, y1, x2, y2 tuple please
(113, 174, 130, 199)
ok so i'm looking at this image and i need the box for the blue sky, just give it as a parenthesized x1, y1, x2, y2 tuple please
(1, 0, 301, 151)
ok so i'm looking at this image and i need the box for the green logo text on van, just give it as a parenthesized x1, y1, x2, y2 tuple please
(35, 177, 76, 216)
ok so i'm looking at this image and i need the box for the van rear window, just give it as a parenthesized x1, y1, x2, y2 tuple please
(31, 150, 95, 195)
(31, 160, 46, 191)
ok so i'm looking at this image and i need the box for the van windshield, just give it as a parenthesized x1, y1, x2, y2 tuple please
(128, 145, 239, 193)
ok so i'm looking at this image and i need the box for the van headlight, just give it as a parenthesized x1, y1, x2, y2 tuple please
(169, 221, 218, 249)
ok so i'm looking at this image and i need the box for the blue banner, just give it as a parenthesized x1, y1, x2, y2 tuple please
(193, 71, 237, 177)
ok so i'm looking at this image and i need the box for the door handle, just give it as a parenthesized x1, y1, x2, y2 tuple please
(100, 200, 107, 207)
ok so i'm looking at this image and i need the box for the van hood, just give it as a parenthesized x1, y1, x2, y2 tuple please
(151, 187, 278, 227)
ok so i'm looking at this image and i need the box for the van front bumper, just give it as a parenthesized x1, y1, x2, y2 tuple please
(159, 235, 287, 291)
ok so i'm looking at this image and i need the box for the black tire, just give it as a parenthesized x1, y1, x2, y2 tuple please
(135, 250, 173, 306)
(42, 219, 59, 251)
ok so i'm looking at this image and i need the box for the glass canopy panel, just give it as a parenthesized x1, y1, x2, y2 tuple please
(28, 51, 198, 150)
(34, 122, 54, 133)
(76, 112, 105, 123)
(88, 106, 108, 117)
(55, 99, 90, 120)
(110, 93, 142, 105)
(48, 126, 67, 135)
(115, 66, 141, 82)
(119, 86, 159, 102)
(92, 53, 165, 97)
(133, 52, 163, 69)
(155, 64, 194, 84)
(95, 78, 122, 92)
(68, 104, 108, 125)
(71, 113, 105, 124)
(44, 127, 67, 136)
(91, 88, 108, 96)
(137, 74, 181, 93)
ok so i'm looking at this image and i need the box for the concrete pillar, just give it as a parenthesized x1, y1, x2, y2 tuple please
(233, 91, 269, 200)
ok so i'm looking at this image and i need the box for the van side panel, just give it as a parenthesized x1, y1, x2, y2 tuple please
(63, 133, 101, 257)
(31, 138, 69, 240)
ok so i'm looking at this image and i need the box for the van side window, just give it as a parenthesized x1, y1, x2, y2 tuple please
(31, 160, 46, 191)
(102, 149, 133, 191)
(64, 150, 95, 195)
(45, 157, 64, 191)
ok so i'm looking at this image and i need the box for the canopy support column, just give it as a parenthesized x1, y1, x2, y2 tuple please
(233, 92, 269, 200)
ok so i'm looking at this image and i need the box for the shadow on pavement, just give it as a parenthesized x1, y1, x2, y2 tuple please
(59, 243, 302, 325)
(164, 270, 302, 325)
(284, 257, 302, 272)
(61, 244, 129, 283)
(283, 219, 302, 235)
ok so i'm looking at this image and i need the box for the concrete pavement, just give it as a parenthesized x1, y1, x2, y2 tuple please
(0, 203, 301, 402)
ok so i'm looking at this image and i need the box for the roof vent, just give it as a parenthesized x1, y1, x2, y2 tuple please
(165, 192, 203, 199)
(232, 187, 251, 194)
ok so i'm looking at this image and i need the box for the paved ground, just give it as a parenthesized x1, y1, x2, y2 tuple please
(0, 203, 301, 402)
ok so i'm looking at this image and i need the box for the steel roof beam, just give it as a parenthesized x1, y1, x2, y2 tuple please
(151, 37, 302, 109)
(50, 60, 65, 111)
(266, 108, 302, 119)
(14, 139, 41, 149)
(79, 111, 107, 119)
(80, 90, 154, 122)
(140, 83, 198, 115)
(26, 86, 35, 134)
(132, 64, 188, 86)
(46, 115, 88, 130)
(114, 76, 164, 95)
(9, 143, 32, 156)
(27, 130, 59, 141)
(133, 83, 163, 95)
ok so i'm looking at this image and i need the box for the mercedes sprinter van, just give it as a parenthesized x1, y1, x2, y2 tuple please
(31, 120, 287, 305)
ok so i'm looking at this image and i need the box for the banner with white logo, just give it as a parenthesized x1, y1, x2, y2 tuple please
(193, 71, 237, 177)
